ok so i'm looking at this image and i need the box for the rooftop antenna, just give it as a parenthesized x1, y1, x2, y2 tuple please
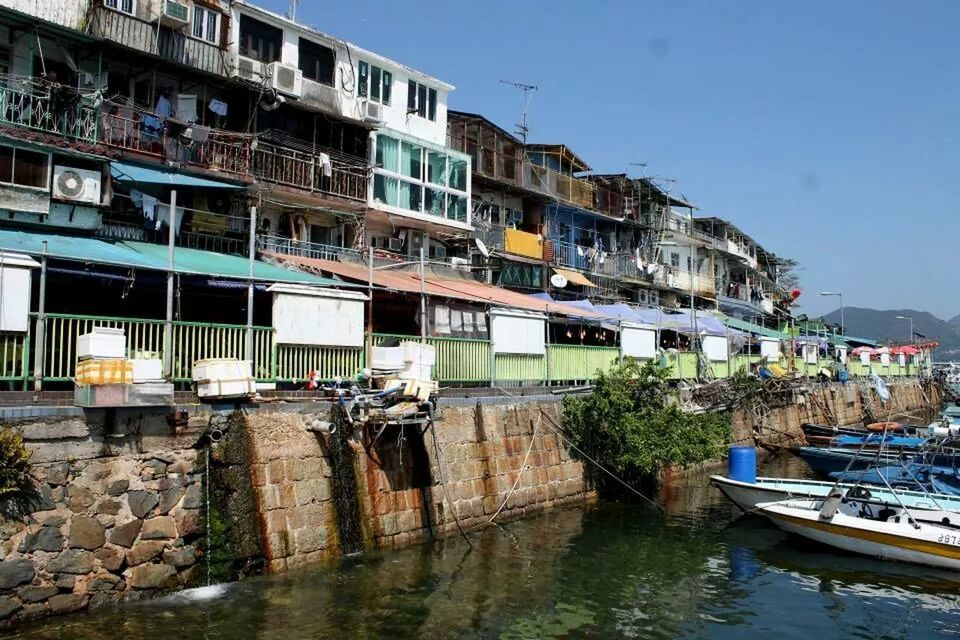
(288, 0, 300, 20)
(499, 79, 538, 144)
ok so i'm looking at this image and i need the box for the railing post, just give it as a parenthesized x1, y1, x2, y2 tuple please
(245, 206, 257, 364)
(163, 190, 177, 379)
(32, 241, 47, 395)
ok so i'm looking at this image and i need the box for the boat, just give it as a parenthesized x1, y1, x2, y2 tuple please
(791, 445, 905, 476)
(755, 494, 960, 570)
(710, 475, 960, 518)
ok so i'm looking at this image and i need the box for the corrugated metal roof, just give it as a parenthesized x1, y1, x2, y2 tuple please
(110, 162, 244, 189)
(0, 229, 349, 286)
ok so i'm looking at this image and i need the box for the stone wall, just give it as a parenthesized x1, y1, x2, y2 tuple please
(734, 378, 942, 449)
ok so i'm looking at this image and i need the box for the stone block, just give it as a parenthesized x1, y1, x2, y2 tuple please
(380, 512, 398, 537)
(301, 504, 326, 528)
(250, 464, 268, 487)
(181, 484, 202, 510)
(17, 585, 58, 603)
(277, 484, 297, 509)
(127, 491, 160, 519)
(54, 574, 75, 591)
(257, 486, 280, 511)
(47, 550, 93, 575)
(19, 418, 90, 441)
(20, 526, 64, 553)
(162, 546, 197, 568)
(69, 517, 105, 550)
(88, 573, 122, 593)
(158, 486, 186, 514)
(66, 486, 95, 513)
(175, 510, 202, 539)
(396, 509, 417, 533)
(266, 533, 291, 559)
(47, 593, 87, 615)
(266, 510, 287, 535)
(96, 499, 123, 516)
(126, 541, 165, 566)
(0, 597, 21, 620)
(126, 563, 177, 590)
(293, 528, 322, 554)
(95, 547, 124, 572)
(108, 519, 142, 548)
(141, 516, 177, 540)
(285, 459, 306, 482)
(168, 459, 195, 475)
(267, 460, 286, 484)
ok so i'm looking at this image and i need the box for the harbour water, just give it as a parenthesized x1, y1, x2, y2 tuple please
(6, 455, 960, 639)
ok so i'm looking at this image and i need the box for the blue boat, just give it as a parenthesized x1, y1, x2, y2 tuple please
(791, 446, 905, 476)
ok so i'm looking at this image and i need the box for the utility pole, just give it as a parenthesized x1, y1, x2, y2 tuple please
(499, 79, 538, 144)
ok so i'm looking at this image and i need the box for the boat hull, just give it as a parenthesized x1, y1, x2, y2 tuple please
(791, 446, 903, 476)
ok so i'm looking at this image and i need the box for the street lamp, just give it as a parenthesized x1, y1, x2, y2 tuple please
(896, 315, 913, 344)
(820, 291, 843, 335)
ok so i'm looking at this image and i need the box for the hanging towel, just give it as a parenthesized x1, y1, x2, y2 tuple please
(130, 189, 144, 209)
(318, 152, 332, 178)
(189, 125, 211, 144)
(155, 94, 173, 119)
(208, 98, 228, 117)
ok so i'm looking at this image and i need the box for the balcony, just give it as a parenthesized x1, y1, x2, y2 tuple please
(0, 82, 98, 143)
(654, 267, 715, 298)
(725, 239, 758, 269)
(256, 234, 361, 263)
(546, 239, 645, 280)
(719, 282, 774, 315)
(525, 163, 595, 211)
(251, 142, 368, 203)
(88, 5, 229, 76)
(96, 220, 249, 256)
(99, 110, 252, 176)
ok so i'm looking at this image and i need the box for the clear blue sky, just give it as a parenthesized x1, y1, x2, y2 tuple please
(268, 0, 960, 320)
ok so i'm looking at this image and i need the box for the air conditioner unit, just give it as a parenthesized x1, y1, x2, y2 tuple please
(52, 166, 102, 205)
(158, 0, 190, 29)
(449, 256, 470, 271)
(363, 100, 383, 122)
(232, 57, 265, 82)
(387, 237, 403, 252)
(267, 61, 303, 99)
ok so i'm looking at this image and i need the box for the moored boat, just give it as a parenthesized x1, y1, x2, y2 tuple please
(791, 446, 905, 476)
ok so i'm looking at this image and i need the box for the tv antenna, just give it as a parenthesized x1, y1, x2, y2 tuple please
(500, 79, 538, 144)
(288, 0, 300, 20)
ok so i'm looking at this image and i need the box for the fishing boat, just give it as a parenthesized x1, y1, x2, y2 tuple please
(710, 475, 960, 519)
(791, 446, 905, 476)
(755, 494, 960, 570)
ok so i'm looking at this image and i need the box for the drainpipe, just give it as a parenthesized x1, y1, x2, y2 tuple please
(366, 245, 373, 367)
(245, 205, 257, 364)
(32, 241, 47, 395)
(163, 190, 177, 379)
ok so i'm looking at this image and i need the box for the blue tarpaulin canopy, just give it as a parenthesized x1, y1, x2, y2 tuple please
(111, 161, 243, 189)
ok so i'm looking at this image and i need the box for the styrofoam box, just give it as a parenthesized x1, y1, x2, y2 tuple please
(131, 359, 163, 382)
(400, 342, 436, 366)
(399, 363, 433, 380)
(78, 328, 126, 360)
(371, 346, 405, 371)
(192, 358, 252, 382)
(197, 378, 256, 399)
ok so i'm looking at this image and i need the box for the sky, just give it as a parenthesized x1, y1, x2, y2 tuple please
(264, 0, 960, 320)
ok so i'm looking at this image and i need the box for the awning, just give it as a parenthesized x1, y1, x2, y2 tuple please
(111, 162, 243, 190)
(553, 267, 596, 288)
(718, 315, 789, 340)
(0, 228, 349, 286)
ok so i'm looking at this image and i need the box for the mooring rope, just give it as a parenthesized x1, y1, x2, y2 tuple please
(487, 412, 542, 525)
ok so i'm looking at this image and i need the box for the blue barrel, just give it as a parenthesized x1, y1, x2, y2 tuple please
(728, 446, 757, 484)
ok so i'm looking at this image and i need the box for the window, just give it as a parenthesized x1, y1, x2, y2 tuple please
(670, 252, 680, 268)
(0, 145, 49, 189)
(372, 133, 469, 224)
(358, 61, 391, 105)
(105, 0, 134, 15)
(299, 38, 335, 86)
(192, 7, 219, 43)
(407, 80, 438, 121)
(238, 15, 282, 63)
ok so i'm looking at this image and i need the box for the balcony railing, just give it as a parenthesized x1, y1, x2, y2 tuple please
(252, 142, 368, 203)
(97, 221, 248, 256)
(256, 234, 361, 263)
(0, 82, 98, 142)
(547, 239, 646, 280)
(525, 163, 595, 210)
(654, 267, 715, 297)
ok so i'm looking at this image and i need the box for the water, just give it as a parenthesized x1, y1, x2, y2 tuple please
(7, 455, 960, 639)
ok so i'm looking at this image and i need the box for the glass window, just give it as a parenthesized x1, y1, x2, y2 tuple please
(417, 84, 427, 118)
(373, 174, 398, 207)
(13, 149, 48, 188)
(238, 15, 282, 63)
(670, 253, 680, 268)
(381, 71, 392, 105)
(426, 151, 446, 186)
(448, 157, 467, 191)
(299, 39, 336, 86)
(122, 0, 132, 11)
(358, 61, 368, 97)
(205, 11, 217, 43)
(427, 88, 437, 121)
(407, 80, 416, 112)
(192, 7, 203, 39)
(370, 66, 381, 102)
(0, 146, 13, 183)
(447, 194, 467, 222)
(398, 181, 422, 212)
(425, 187, 446, 218)
(375, 134, 399, 173)
(400, 141, 422, 179)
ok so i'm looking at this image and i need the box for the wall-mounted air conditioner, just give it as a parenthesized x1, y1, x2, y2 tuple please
(267, 62, 303, 98)
(363, 100, 383, 122)
(449, 257, 470, 271)
(52, 166, 102, 205)
(387, 237, 403, 252)
(158, 0, 190, 29)
(232, 56, 265, 82)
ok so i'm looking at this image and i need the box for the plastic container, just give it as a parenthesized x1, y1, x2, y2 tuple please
(75, 358, 133, 385)
(728, 446, 757, 484)
(131, 358, 163, 382)
(77, 328, 126, 360)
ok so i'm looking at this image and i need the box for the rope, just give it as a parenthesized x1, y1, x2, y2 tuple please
(426, 408, 473, 549)
(487, 413, 541, 524)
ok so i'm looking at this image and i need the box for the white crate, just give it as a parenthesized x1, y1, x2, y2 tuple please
(77, 328, 126, 360)
(400, 341, 436, 366)
(371, 346, 404, 371)
(196, 378, 256, 399)
(192, 358, 252, 382)
(131, 358, 163, 382)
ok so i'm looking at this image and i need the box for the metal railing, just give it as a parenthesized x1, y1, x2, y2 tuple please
(0, 82, 98, 142)
(252, 142, 368, 202)
(257, 235, 361, 263)
(373, 334, 491, 383)
(275, 345, 364, 382)
(96, 221, 248, 256)
(547, 239, 644, 280)
(548, 344, 619, 382)
(525, 163, 595, 210)
(0, 333, 28, 385)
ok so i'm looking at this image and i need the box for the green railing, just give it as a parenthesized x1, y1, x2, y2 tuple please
(494, 354, 546, 385)
(0, 83, 98, 142)
(548, 344, 620, 382)
(276, 345, 364, 382)
(171, 322, 273, 381)
(0, 332, 28, 384)
(372, 334, 490, 383)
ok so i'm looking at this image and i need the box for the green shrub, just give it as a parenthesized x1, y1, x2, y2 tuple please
(0, 428, 33, 496)
(562, 360, 730, 484)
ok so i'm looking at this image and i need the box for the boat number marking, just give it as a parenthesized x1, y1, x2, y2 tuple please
(936, 534, 960, 545)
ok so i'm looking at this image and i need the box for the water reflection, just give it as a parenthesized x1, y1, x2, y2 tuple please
(7, 454, 960, 639)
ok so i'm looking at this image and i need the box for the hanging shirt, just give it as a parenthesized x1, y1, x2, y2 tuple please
(155, 95, 173, 119)
(208, 98, 228, 117)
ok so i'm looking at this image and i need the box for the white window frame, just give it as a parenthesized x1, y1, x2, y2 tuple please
(191, 4, 219, 44)
(372, 131, 470, 226)
(0, 145, 52, 192)
(104, 0, 135, 15)
(358, 61, 392, 105)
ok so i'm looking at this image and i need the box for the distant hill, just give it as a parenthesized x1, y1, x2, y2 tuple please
(821, 307, 960, 357)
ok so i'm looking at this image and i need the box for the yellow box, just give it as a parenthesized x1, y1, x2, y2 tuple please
(76, 359, 133, 385)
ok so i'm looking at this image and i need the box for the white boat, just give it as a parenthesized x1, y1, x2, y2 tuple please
(756, 495, 960, 570)
(711, 475, 960, 525)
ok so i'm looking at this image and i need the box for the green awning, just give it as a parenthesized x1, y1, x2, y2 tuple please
(719, 315, 789, 340)
(0, 228, 352, 287)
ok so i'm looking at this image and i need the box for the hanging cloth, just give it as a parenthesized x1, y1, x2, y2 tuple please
(208, 98, 228, 117)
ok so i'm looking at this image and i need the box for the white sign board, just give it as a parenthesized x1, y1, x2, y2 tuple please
(880, 352, 891, 366)
(621, 324, 656, 359)
(490, 309, 545, 355)
(0, 253, 37, 333)
(759, 338, 780, 359)
(803, 343, 818, 364)
(898, 353, 906, 367)
(701, 335, 728, 362)
(270, 285, 367, 347)
(860, 351, 871, 365)
(836, 346, 848, 364)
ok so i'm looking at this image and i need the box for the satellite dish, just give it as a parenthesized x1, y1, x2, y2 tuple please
(550, 273, 568, 288)
(475, 238, 490, 258)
